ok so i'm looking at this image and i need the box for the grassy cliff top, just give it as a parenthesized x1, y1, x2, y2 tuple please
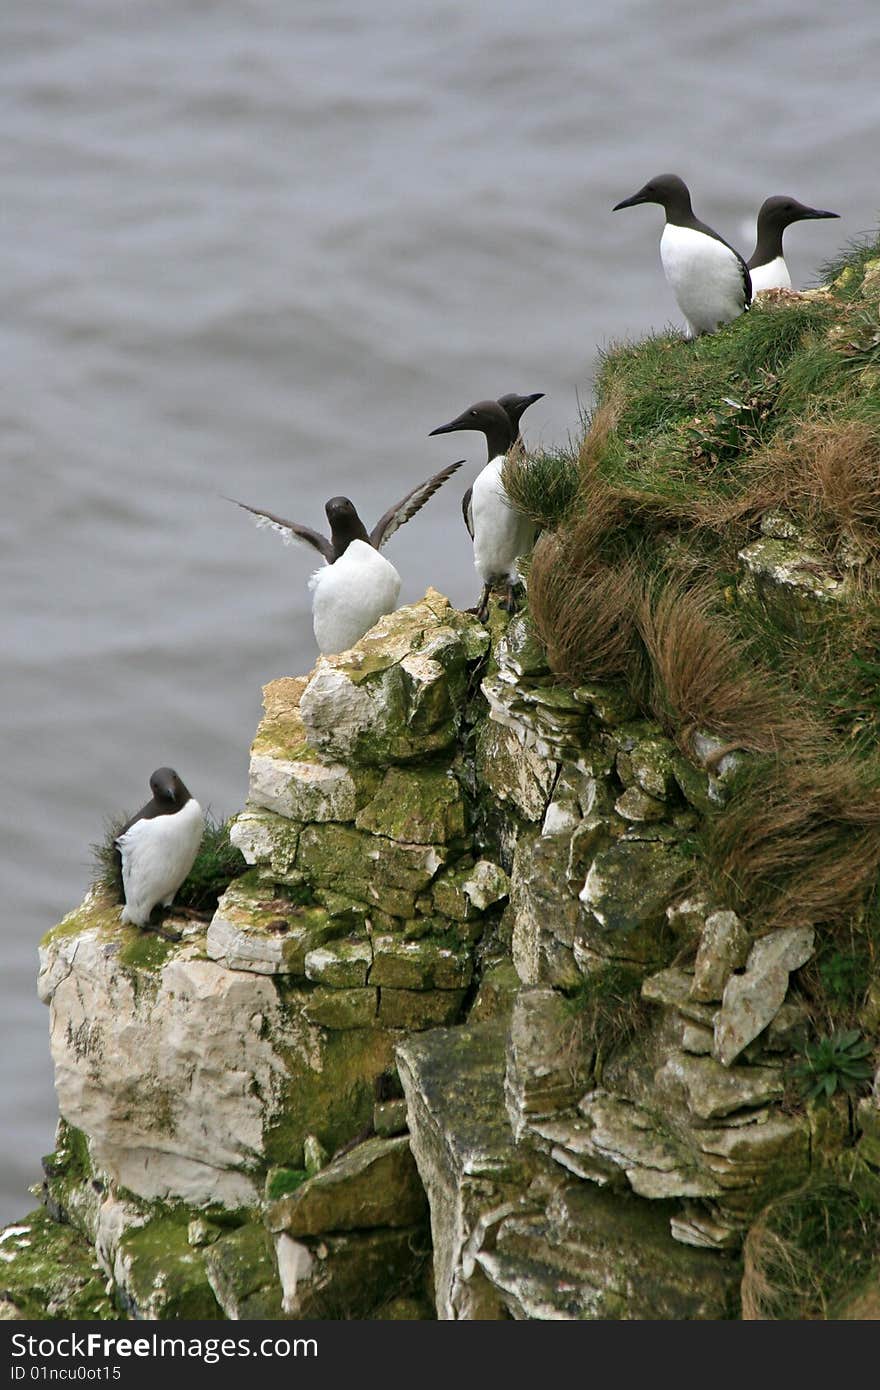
(506, 231, 880, 1024)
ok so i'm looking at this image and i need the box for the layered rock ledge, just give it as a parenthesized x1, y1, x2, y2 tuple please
(4, 589, 878, 1319)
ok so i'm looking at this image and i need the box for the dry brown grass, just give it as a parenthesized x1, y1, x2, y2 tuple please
(737, 417, 880, 557)
(741, 1199, 816, 1320)
(636, 576, 808, 755)
(741, 1176, 880, 1320)
(706, 755, 880, 932)
(528, 529, 645, 689)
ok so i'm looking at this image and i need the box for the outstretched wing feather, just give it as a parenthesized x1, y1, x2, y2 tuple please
(226, 497, 333, 562)
(370, 460, 464, 550)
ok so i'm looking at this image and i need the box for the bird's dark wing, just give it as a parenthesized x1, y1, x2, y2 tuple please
(370, 460, 464, 550)
(226, 497, 334, 562)
(740, 257, 753, 308)
(461, 485, 474, 539)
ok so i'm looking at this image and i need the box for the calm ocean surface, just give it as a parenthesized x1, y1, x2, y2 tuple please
(3, 0, 879, 1221)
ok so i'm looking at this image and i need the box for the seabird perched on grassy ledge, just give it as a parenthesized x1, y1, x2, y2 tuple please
(430, 397, 541, 620)
(748, 196, 839, 293)
(614, 173, 752, 336)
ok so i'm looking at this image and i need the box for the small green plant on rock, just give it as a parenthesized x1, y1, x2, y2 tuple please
(792, 1030, 874, 1102)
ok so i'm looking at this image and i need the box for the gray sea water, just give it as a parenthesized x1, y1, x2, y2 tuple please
(2, 0, 879, 1223)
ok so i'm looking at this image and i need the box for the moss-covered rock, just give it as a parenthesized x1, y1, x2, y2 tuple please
(297, 823, 447, 917)
(229, 807, 301, 877)
(114, 1213, 222, 1319)
(356, 765, 467, 845)
(275, 1226, 428, 1319)
(304, 937, 372, 987)
(738, 536, 848, 631)
(301, 986, 378, 1029)
(203, 1223, 284, 1319)
(266, 1135, 426, 1236)
(208, 870, 341, 975)
(0, 1209, 117, 1321)
(578, 840, 690, 964)
(371, 935, 472, 990)
(250, 676, 311, 760)
(475, 718, 558, 823)
(264, 1004, 395, 1167)
(397, 1018, 546, 1319)
(299, 592, 487, 767)
(377, 988, 467, 1030)
(478, 1184, 739, 1320)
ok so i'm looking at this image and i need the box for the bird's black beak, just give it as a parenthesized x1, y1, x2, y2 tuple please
(802, 207, 839, 220)
(525, 392, 545, 405)
(613, 190, 647, 211)
(429, 412, 469, 437)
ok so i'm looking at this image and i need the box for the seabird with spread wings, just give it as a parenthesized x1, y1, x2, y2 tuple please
(229, 459, 463, 654)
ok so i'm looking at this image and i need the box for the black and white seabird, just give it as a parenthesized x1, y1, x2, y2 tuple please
(116, 768, 204, 930)
(613, 174, 752, 336)
(430, 398, 536, 620)
(454, 391, 543, 590)
(230, 461, 463, 654)
(747, 196, 839, 293)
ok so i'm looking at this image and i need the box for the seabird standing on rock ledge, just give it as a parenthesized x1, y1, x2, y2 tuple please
(613, 173, 752, 336)
(229, 461, 463, 654)
(430, 398, 536, 620)
(116, 768, 204, 931)
(748, 196, 839, 293)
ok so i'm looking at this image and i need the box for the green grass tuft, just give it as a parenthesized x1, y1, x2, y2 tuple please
(502, 446, 581, 530)
(91, 812, 246, 915)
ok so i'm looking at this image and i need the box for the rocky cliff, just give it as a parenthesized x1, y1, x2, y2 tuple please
(5, 252, 880, 1321)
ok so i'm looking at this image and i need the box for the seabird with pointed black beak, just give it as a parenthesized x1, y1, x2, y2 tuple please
(229, 461, 463, 654)
(614, 173, 751, 336)
(430, 397, 538, 620)
(116, 767, 204, 931)
(748, 196, 839, 293)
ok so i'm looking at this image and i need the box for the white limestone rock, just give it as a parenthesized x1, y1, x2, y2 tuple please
(249, 751, 360, 822)
(691, 909, 750, 1003)
(714, 925, 815, 1066)
(40, 919, 280, 1206)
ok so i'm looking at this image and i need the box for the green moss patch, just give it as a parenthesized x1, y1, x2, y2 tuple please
(0, 1209, 118, 1320)
(116, 1212, 222, 1320)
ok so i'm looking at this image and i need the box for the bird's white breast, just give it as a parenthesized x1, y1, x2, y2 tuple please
(470, 455, 536, 584)
(117, 798, 204, 927)
(660, 223, 748, 335)
(309, 539, 401, 654)
(749, 256, 791, 294)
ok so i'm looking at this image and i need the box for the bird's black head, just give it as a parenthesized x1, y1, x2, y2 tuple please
(149, 767, 190, 808)
(613, 173, 693, 219)
(429, 399, 515, 462)
(324, 496, 369, 557)
(325, 496, 360, 528)
(497, 391, 545, 433)
(757, 195, 839, 231)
